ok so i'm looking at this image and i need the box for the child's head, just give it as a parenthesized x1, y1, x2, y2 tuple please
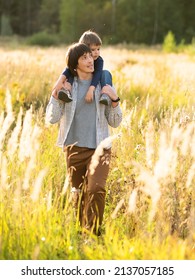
(79, 30, 102, 60)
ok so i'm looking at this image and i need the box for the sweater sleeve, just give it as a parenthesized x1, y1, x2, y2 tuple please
(90, 56, 104, 88)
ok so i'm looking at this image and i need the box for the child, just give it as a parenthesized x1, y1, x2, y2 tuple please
(56, 30, 112, 106)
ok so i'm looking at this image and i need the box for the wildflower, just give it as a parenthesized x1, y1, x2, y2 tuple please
(18, 107, 41, 162)
(111, 198, 125, 219)
(46, 190, 52, 210)
(0, 90, 14, 150)
(62, 174, 71, 195)
(185, 115, 190, 121)
(128, 189, 137, 213)
(32, 245, 40, 260)
(154, 129, 178, 181)
(7, 107, 23, 157)
(0, 155, 8, 189)
(180, 114, 191, 124)
(145, 121, 155, 168)
(181, 122, 194, 156)
(133, 162, 161, 221)
(129, 247, 134, 253)
(89, 134, 119, 175)
(135, 144, 141, 151)
(18, 107, 33, 161)
(186, 162, 195, 188)
(23, 157, 36, 190)
(31, 168, 48, 202)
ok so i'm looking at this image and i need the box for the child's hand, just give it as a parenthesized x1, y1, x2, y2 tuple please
(53, 75, 66, 92)
(63, 81, 72, 92)
(85, 86, 95, 103)
(51, 88, 58, 99)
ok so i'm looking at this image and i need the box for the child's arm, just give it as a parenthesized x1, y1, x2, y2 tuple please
(91, 56, 104, 87)
(62, 67, 74, 89)
(62, 68, 71, 81)
(53, 67, 74, 95)
(52, 74, 66, 95)
(85, 56, 103, 103)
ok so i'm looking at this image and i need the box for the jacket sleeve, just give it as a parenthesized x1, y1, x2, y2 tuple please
(45, 96, 64, 124)
(105, 104, 123, 128)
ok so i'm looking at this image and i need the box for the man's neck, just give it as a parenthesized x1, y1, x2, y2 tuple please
(77, 72, 93, 80)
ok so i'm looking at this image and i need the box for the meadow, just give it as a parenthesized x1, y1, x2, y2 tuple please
(0, 42, 195, 260)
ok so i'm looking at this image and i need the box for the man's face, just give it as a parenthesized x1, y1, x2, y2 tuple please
(77, 52, 94, 73)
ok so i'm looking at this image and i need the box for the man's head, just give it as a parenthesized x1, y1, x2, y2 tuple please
(66, 43, 94, 77)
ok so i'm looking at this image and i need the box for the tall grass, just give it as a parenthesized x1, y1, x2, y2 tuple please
(0, 44, 195, 260)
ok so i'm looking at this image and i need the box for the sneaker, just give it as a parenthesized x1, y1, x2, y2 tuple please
(57, 88, 72, 103)
(99, 93, 110, 106)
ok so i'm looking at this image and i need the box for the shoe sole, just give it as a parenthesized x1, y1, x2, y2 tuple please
(99, 99, 108, 106)
(58, 91, 73, 103)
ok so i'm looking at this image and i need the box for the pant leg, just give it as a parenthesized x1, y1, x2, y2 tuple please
(66, 146, 89, 189)
(100, 70, 113, 87)
(65, 146, 95, 226)
(84, 148, 111, 234)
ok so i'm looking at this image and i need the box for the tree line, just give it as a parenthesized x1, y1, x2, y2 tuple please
(1, 0, 195, 45)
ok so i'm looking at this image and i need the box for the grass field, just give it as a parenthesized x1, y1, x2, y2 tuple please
(0, 43, 195, 260)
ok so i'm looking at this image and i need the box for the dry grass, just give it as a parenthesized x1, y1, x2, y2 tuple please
(0, 44, 195, 260)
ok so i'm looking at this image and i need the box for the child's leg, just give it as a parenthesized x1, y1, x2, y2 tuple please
(100, 70, 113, 87)
(57, 77, 73, 103)
(99, 70, 112, 105)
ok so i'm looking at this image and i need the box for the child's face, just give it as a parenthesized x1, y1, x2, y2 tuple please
(89, 44, 101, 60)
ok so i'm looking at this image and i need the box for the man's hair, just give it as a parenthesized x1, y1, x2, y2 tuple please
(66, 43, 92, 76)
(79, 30, 102, 47)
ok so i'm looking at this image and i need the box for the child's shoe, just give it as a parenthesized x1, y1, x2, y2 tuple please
(58, 88, 72, 102)
(99, 93, 110, 106)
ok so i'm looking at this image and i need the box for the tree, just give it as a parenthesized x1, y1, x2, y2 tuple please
(60, 0, 84, 42)
(9, 0, 42, 35)
(1, 0, 195, 45)
(38, 0, 60, 33)
(180, 0, 195, 42)
(1, 14, 12, 35)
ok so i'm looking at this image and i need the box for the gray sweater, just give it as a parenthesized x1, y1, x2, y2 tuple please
(46, 77, 122, 149)
(65, 78, 96, 148)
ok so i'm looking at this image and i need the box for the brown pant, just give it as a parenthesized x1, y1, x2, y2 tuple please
(66, 146, 111, 234)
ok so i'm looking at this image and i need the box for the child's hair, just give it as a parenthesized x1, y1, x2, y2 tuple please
(66, 42, 92, 76)
(79, 30, 102, 47)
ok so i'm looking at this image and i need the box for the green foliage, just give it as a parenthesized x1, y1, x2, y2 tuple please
(26, 31, 59, 46)
(1, 14, 13, 36)
(162, 31, 177, 52)
(38, 0, 60, 33)
(59, 0, 84, 43)
(1, 0, 195, 44)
